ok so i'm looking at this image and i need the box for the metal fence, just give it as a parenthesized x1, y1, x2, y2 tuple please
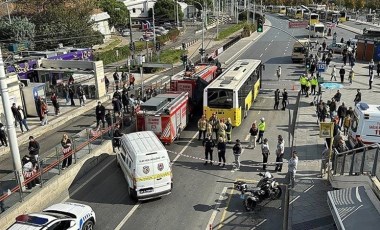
(333, 144, 380, 180)
(0, 115, 129, 211)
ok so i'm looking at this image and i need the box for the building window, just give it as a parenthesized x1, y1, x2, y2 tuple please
(133, 8, 136, 13)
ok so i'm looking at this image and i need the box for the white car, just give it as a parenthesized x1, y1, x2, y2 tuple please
(327, 42, 352, 54)
(8, 202, 96, 230)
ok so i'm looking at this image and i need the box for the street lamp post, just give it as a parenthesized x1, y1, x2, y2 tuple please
(216, 0, 220, 39)
(0, 47, 24, 189)
(194, 1, 205, 62)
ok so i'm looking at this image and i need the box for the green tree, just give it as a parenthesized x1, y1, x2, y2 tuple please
(149, 0, 184, 21)
(344, 0, 355, 9)
(0, 17, 35, 43)
(184, 0, 213, 10)
(355, 0, 365, 9)
(365, 0, 379, 10)
(97, 0, 130, 29)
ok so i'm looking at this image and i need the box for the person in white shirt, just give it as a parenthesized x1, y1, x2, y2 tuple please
(330, 65, 337, 81)
(288, 151, 299, 188)
(275, 135, 285, 172)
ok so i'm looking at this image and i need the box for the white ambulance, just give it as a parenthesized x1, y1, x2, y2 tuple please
(117, 131, 173, 201)
(348, 103, 380, 148)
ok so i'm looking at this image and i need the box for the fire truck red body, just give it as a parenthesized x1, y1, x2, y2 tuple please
(169, 64, 220, 115)
(136, 92, 189, 144)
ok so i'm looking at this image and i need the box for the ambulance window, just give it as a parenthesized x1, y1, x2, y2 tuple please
(120, 151, 126, 161)
(351, 116, 358, 132)
(128, 161, 132, 168)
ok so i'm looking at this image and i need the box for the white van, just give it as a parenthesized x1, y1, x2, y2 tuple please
(117, 131, 173, 201)
(348, 103, 380, 148)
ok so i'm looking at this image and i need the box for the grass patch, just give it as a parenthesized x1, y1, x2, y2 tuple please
(215, 23, 245, 41)
(97, 37, 122, 52)
(153, 49, 186, 64)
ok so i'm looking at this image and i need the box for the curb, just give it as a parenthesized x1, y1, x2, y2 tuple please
(175, 38, 199, 50)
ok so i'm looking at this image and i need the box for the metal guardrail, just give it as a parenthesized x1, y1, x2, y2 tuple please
(333, 144, 380, 180)
(0, 112, 132, 213)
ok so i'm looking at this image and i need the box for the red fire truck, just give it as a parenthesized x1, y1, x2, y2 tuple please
(136, 92, 189, 144)
(169, 64, 221, 116)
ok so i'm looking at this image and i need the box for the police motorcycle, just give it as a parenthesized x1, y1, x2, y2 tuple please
(234, 172, 282, 211)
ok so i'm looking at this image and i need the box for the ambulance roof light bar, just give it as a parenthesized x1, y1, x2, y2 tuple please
(358, 102, 369, 111)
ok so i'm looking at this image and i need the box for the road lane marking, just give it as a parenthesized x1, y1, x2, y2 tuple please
(271, 39, 274, 42)
(114, 203, 141, 230)
(289, 195, 300, 204)
(304, 184, 314, 193)
(284, 53, 286, 55)
(265, 47, 268, 50)
(172, 132, 198, 163)
(218, 187, 234, 229)
(206, 187, 228, 230)
(251, 219, 267, 229)
(63, 157, 116, 201)
(260, 53, 263, 57)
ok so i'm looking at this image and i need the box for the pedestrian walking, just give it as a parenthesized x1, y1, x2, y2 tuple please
(203, 135, 215, 165)
(11, 103, 18, 128)
(0, 186, 6, 213)
(50, 92, 60, 116)
(232, 139, 242, 170)
(288, 151, 299, 188)
(63, 85, 70, 104)
(317, 101, 328, 122)
(121, 71, 128, 87)
(275, 135, 284, 172)
(369, 70, 374, 89)
(113, 124, 123, 152)
(377, 61, 380, 77)
(326, 56, 331, 68)
(105, 110, 113, 136)
(28, 136, 40, 161)
(354, 89, 361, 105)
(78, 86, 86, 106)
(225, 118, 232, 143)
(105, 76, 110, 93)
(95, 101, 106, 129)
(274, 89, 280, 110)
(276, 66, 281, 80)
(113, 70, 120, 90)
(282, 89, 288, 110)
(248, 121, 258, 149)
(0, 123, 8, 147)
(343, 54, 347, 66)
(256, 118, 266, 144)
(310, 76, 318, 95)
(15, 106, 29, 133)
(217, 137, 226, 167)
(333, 90, 342, 103)
(329, 98, 337, 120)
(69, 86, 75, 106)
(337, 102, 347, 127)
(61, 134, 72, 170)
(261, 138, 270, 171)
(343, 114, 351, 136)
(369, 59, 375, 75)
(348, 69, 354, 84)
(40, 100, 48, 126)
(121, 91, 129, 113)
(209, 113, 219, 140)
(339, 66, 345, 83)
(322, 40, 326, 50)
(112, 97, 123, 116)
(197, 115, 207, 140)
(330, 65, 337, 81)
(129, 73, 135, 89)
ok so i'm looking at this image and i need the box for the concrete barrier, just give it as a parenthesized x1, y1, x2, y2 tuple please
(0, 140, 113, 229)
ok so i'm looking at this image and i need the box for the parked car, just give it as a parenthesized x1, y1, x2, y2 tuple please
(154, 27, 168, 35)
(7, 202, 96, 230)
(122, 31, 131, 37)
(327, 43, 352, 54)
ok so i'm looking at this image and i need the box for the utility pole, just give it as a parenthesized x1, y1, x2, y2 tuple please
(176, 0, 180, 28)
(194, 1, 205, 62)
(216, 0, 219, 39)
(253, 0, 256, 24)
(0, 47, 24, 189)
(236, 0, 238, 24)
(247, 0, 249, 23)
(6, 0, 11, 24)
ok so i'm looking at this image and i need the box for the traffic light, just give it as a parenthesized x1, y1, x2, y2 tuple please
(257, 18, 263, 33)
(305, 58, 311, 69)
(199, 48, 205, 55)
(129, 42, 135, 51)
(155, 42, 161, 51)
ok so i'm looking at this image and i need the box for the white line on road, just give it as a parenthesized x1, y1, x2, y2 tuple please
(172, 132, 198, 163)
(265, 47, 268, 50)
(271, 39, 274, 42)
(250, 219, 267, 230)
(114, 203, 141, 230)
(284, 53, 286, 55)
(289, 195, 300, 205)
(260, 53, 263, 57)
(304, 185, 315, 193)
(206, 187, 228, 230)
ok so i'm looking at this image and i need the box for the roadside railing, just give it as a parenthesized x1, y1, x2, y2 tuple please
(0, 114, 131, 213)
(333, 144, 380, 180)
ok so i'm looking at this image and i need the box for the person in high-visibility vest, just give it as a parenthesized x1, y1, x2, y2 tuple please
(310, 76, 318, 95)
(256, 117, 266, 144)
(305, 79, 311, 97)
(300, 75, 307, 95)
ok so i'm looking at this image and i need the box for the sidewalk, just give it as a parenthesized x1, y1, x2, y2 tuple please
(288, 31, 380, 230)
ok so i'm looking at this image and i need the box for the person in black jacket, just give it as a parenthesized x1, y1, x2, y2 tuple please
(282, 89, 288, 110)
(11, 103, 18, 128)
(274, 89, 280, 110)
(0, 123, 7, 147)
(121, 91, 129, 113)
(95, 101, 106, 129)
(233, 139, 242, 170)
(203, 135, 215, 165)
(339, 66, 345, 83)
(15, 106, 30, 133)
(113, 124, 123, 152)
(217, 137, 226, 167)
(28, 136, 40, 161)
(69, 86, 75, 106)
(112, 97, 123, 115)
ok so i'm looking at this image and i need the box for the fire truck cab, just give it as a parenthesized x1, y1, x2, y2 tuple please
(136, 92, 189, 144)
(170, 64, 220, 116)
(348, 103, 380, 148)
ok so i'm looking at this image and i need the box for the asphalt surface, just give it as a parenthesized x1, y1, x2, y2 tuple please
(13, 14, 359, 229)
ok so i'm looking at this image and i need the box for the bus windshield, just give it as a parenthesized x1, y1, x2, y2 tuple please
(314, 26, 324, 33)
(293, 47, 305, 53)
(207, 89, 233, 109)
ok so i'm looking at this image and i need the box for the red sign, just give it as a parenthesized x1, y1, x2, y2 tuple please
(288, 21, 308, 29)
